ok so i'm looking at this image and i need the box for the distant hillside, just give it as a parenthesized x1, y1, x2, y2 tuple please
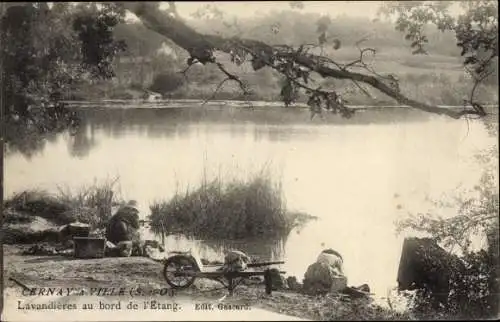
(186, 10, 461, 57)
(93, 10, 497, 106)
(113, 10, 461, 59)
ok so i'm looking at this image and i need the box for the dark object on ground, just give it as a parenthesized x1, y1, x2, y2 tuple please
(131, 239, 165, 257)
(342, 284, 372, 299)
(3, 228, 60, 244)
(131, 240, 144, 256)
(144, 239, 164, 251)
(5, 191, 73, 225)
(4, 212, 33, 224)
(73, 237, 106, 259)
(56, 239, 75, 252)
(286, 276, 302, 291)
(105, 240, 120, 257)
(268, 268, 288, 290)
(356, 283, 370, 293)
(22, 244, 58, 256)
(397, 237, 461, 306)
(104, 240, 134, 258)
(116, 241, 133, 257)
(59, 222, 90, 242)
(105, 205, 140, 244)
(3, 209, 62, 244)
(20, 243, 74, 256)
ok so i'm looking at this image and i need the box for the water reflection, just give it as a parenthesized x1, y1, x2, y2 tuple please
(67, 106, 432, 158)
(5, 104, 495, 297)
(139, 228, 286, 263)
(67, 122, 98, 158)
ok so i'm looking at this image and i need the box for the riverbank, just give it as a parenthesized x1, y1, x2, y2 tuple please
(62, 98, 499, 111)
(3, 244, 410, 321)
(2, 189, 409, 320)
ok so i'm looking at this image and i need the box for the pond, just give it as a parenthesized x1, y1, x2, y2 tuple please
(4, 103, 496, 297)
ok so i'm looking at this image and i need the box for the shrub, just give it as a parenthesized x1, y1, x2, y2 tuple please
(148, 169, 301, 240)
(3, 228, 61, 244)
(4, 190, 74, 225)
(149, 72, 185, 94)
(396, 138, 499, 319)
(55, 178, 123, 229)
(5, 178, 123, 230)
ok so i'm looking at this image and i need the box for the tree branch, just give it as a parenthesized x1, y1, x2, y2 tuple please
(118, 1, 487, 119)
(201, 61, 251, 106)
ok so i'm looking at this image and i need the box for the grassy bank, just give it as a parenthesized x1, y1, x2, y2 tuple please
(149, 169, 315, 240)
(3, 178, 124, 244)
(70, 70, 499, 107)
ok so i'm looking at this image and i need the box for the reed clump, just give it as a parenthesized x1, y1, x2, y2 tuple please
(4, 177, 123, 230)
(149, 170, 306, 239)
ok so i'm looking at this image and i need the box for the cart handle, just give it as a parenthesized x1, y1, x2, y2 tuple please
(247, 261, 285, 268)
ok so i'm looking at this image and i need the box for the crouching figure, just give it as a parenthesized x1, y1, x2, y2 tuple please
(303, 248, 347, 295)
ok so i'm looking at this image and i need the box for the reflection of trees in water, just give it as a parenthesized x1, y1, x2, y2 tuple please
(67, 121, 98, 158)
(7, 106, 433, 158)
(4, 125, 59, 160)
(53, 106, 432, 157)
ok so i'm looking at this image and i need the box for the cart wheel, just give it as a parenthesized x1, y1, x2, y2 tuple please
(163, 256, 197, 289)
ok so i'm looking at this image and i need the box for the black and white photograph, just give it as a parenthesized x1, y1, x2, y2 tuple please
(1, 1, 498, 321)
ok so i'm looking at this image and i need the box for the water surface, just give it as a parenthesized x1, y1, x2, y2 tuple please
(5, 105, 495, 296)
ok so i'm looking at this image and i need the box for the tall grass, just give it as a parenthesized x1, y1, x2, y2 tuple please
(5, 177, 123, 229)
(148, 168, 299, 240)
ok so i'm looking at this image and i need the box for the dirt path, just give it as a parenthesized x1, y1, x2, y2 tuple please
(2, 245, 310, 321)
(3, 245, 403, 321)
(3, 293, 309, 321)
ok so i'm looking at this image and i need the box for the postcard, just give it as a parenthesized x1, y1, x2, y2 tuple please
(2, 1, 498, 321)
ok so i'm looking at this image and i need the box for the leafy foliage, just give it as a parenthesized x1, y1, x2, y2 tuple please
(72, 3, 127, 79)
(1, 3, 126, 155)
(380, 0, 498, 106)
(279, 78, 299, 107)
(395, 126, 499, 319)
(149, 72, 185, 94)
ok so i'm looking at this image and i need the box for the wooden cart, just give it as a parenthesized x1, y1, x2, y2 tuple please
(162, 252, 285, 295)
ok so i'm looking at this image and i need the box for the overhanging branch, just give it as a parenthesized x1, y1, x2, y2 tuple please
(118, 1, 487, 119)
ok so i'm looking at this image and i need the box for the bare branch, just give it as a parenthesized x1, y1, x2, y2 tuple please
(343, 48, 376, 69)
(178, 63, 195, 80)
(201, 78, 231, 106)
(213, 61, 250, 95)
(201, 60, 251, 106)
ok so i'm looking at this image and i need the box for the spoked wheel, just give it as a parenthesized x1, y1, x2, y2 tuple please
(163, 256, 197, 289)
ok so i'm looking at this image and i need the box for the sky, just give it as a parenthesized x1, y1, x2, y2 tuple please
(159, 1, 465, 20)
(170, 1, 384, 19)
(124, 1, 466, 23)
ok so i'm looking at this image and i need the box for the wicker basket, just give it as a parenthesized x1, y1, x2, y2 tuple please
(73, 237, 106, 259)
